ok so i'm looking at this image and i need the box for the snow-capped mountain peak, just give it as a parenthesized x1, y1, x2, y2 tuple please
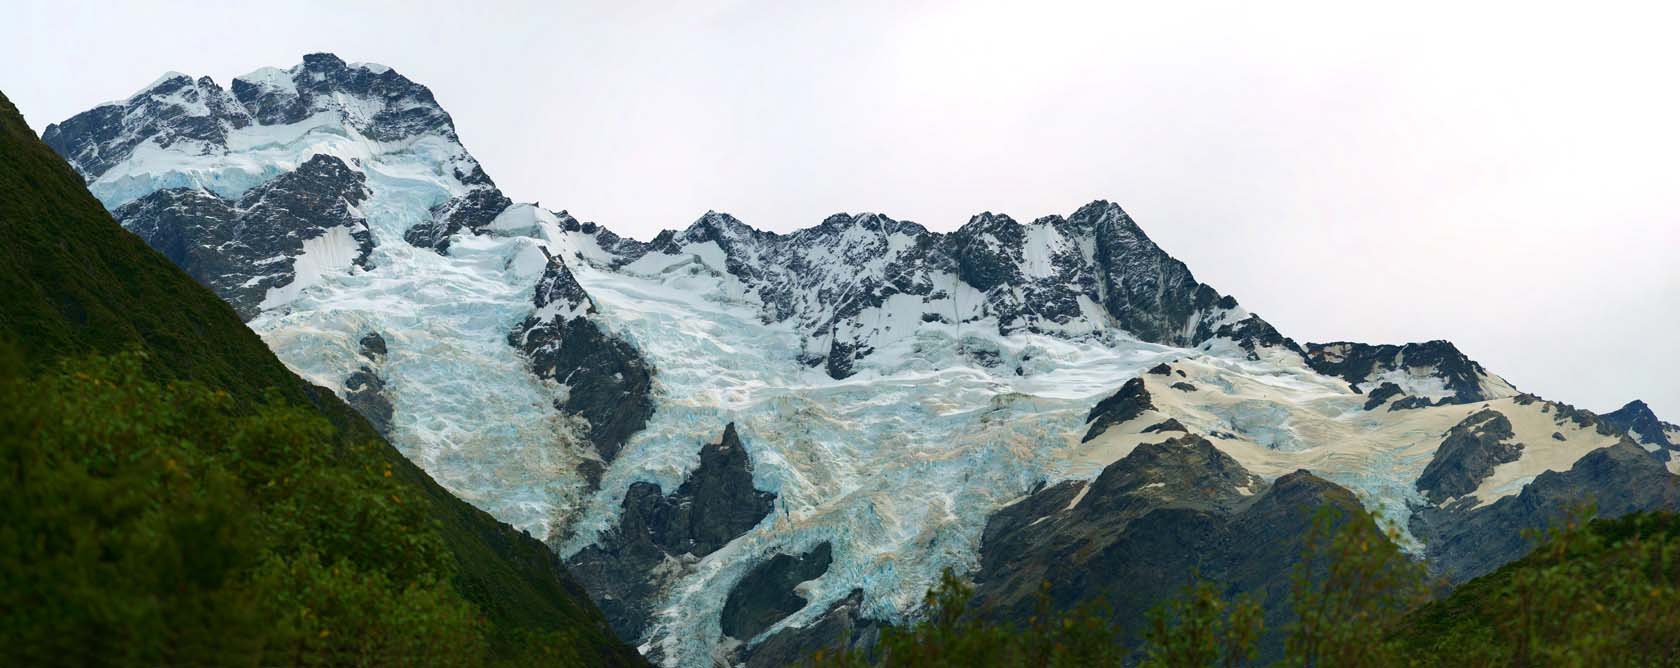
(44, 53, 489, 215)
(44, 55, 1678, 668)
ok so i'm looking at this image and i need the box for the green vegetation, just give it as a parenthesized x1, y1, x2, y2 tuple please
(1141, 578, 1261, 668)
(1282, 507, 1429, 667)
(809, 507, 1680, 667)
(1398, 511, 1680, 666)
(1, 352, 483, 665)
(807, 571, 1125, 668)
(0, 89, 643, 666)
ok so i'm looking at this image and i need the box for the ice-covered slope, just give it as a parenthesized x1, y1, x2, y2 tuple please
(46, 54, 1677, 668)
(45, 53, 616, 539)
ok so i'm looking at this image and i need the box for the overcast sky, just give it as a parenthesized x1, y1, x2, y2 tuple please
(7, 1, 1677, 417)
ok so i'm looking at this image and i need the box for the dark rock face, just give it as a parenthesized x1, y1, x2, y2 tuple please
(1363, 382, 1404, 410)
(1081, 205, 1224, 349)
(43, 74, 252, 180)
(232, 53, 460, 143)
(1416, 410, 1521, 504)
(405, 187, 513, 253)
(46, 53, 474, 187)
(565, 424, 776, 641)
(358, 331, 388, 358)
(508, 252, 654, 467)
(1603, 400, 1678, 449)
(1514, 393, 1620, 435)
(1389, 396, 1437, 411)
(1211, 312, 1304, 360)
(1304, 340, 1500, 404)
(344, 368, 393, 435)
(1169, 381, 1197, 393)
(736, 589, 883, 668)
(1142, 418, 1187, 434)
(1413, 439, 1679, 583)
(44, 53, 515, 256)
(594, 201, 1298, 379)
(721, 542, 834, 642)
(112, 154, 372, 319)
(344, 332, 393, 435)
(1082, 377, 1153, 442)
(971, 436, 1371, 659)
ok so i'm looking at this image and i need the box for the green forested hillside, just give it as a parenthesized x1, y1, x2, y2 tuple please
(0, 90, 644, 667)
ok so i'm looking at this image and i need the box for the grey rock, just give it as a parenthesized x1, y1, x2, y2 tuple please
(1413, 439, 1679, 583)
(1305, 340, 1498, 404)
(1416, 409, 1520, 504)
(43, 74, 252, 181)
(1082, 377, 1152, 443)
(405, 187, 513, 253)
(112, 153, 372, 319)
(1142, 418, 1188, 434)
(737, 589, 882, 668)
(509, 251, 654, 465)
(358, 331, 387, 360)
(565, 424, 776, 641)
(232, 53, 461, 143)
(1389, 396, 1437, 411)
(1602, 399, 1678, 449)
(592, 202, 1299, 379)
(1363, 382, 1404, 410)
(344, 366, 393, 435)
(721, 542, 834, 642)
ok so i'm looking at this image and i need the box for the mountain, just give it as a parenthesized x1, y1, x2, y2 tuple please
(0, 88, 644, 666)
(1603, 399, 1680, 452)
(41, 54, 1678, 667)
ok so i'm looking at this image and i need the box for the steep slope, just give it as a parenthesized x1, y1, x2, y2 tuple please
(0, 89, 644, 666)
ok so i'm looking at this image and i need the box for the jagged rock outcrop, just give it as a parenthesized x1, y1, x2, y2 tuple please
(721, 542, 834, 642)
(971, 435, 1374, 659)
(1363, 382, 1404, 410)
(509, 251, 653, 477)
(344, 332, 393, 435)
(405, 186, 513, 253)
(1142, 418, 1187, 434)
(565, 424, 776, 641)
(1082, 377, 1154, 442)
(112, 153, 371, 319)
(233, 53, 459, 141)
(592, 202, 1296, 378)
(1603, 400, 1679, 450)
(1305, 340, 1513, 404)
(1416, 410, 1522, 504)
(42, 73, 252, 180)
(46, 52, 514, 257)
